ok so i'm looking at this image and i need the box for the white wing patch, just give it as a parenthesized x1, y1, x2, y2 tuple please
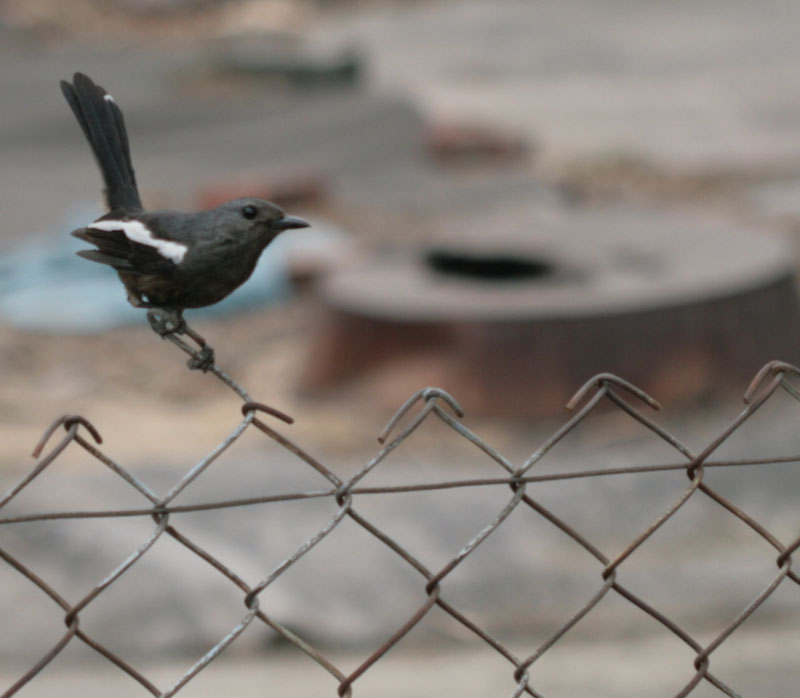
(89, 219, 188, 264)
(104, 94, 116, 104)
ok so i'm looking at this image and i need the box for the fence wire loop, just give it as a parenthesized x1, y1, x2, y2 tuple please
(3, 338, 800, 698)
(376, 386, 465, 444)
(30, 414, 102, 459)
(241, 401, 295, 425)
(743, 359, 800, 404)
(566, 372, 662, 411)
(777, 541, 799, 568)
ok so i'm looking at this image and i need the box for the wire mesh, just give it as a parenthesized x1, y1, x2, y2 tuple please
(1, 331, 799, 697)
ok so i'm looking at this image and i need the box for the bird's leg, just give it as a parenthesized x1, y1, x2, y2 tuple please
(146, 308, 215, 372)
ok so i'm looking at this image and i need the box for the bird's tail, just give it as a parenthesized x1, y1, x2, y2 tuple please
(60, 72, 143, 213)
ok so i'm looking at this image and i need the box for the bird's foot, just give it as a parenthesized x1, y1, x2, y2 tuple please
(182, 323, 216, 372)
(146, 308, 216, 372)
(187, 345, 215, 372)
(147, 308, 186, 337)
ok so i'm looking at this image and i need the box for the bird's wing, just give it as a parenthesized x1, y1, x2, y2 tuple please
(72, 219, 185, 276)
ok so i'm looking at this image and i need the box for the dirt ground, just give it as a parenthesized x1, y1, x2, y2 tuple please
(4, 1, 800, 697)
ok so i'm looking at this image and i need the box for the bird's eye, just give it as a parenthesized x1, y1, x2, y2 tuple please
(241, 205, 258, 220)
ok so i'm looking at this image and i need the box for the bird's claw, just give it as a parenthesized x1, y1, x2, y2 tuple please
(146, 307, 216, 372)
(187, 346, 215, 372)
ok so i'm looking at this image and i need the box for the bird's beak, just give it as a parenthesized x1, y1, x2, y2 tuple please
(276, 215, 310, 230)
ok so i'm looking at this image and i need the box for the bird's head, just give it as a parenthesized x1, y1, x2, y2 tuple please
(213, 197, 310, 245)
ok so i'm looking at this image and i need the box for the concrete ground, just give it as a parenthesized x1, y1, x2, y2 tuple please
(313, 0, 800, 170)
(6, 628, 800, 697)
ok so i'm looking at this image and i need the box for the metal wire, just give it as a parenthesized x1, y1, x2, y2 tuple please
(1, 334, 799, 697)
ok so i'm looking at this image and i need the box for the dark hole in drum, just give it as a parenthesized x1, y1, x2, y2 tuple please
(425, 249, 554, 282)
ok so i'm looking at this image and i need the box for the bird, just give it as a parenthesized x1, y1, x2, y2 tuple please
(60, 72, 309, 370)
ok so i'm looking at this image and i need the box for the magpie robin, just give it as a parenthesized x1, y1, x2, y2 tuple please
(61, 72, 309, 369)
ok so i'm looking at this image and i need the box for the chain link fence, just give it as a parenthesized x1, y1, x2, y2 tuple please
(2, 330, 800, 697)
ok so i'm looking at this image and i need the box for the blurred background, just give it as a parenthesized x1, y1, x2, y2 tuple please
(2, 0, 800, 696)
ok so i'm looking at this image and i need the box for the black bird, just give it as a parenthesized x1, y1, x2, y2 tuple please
(60, 72, 309, 369)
